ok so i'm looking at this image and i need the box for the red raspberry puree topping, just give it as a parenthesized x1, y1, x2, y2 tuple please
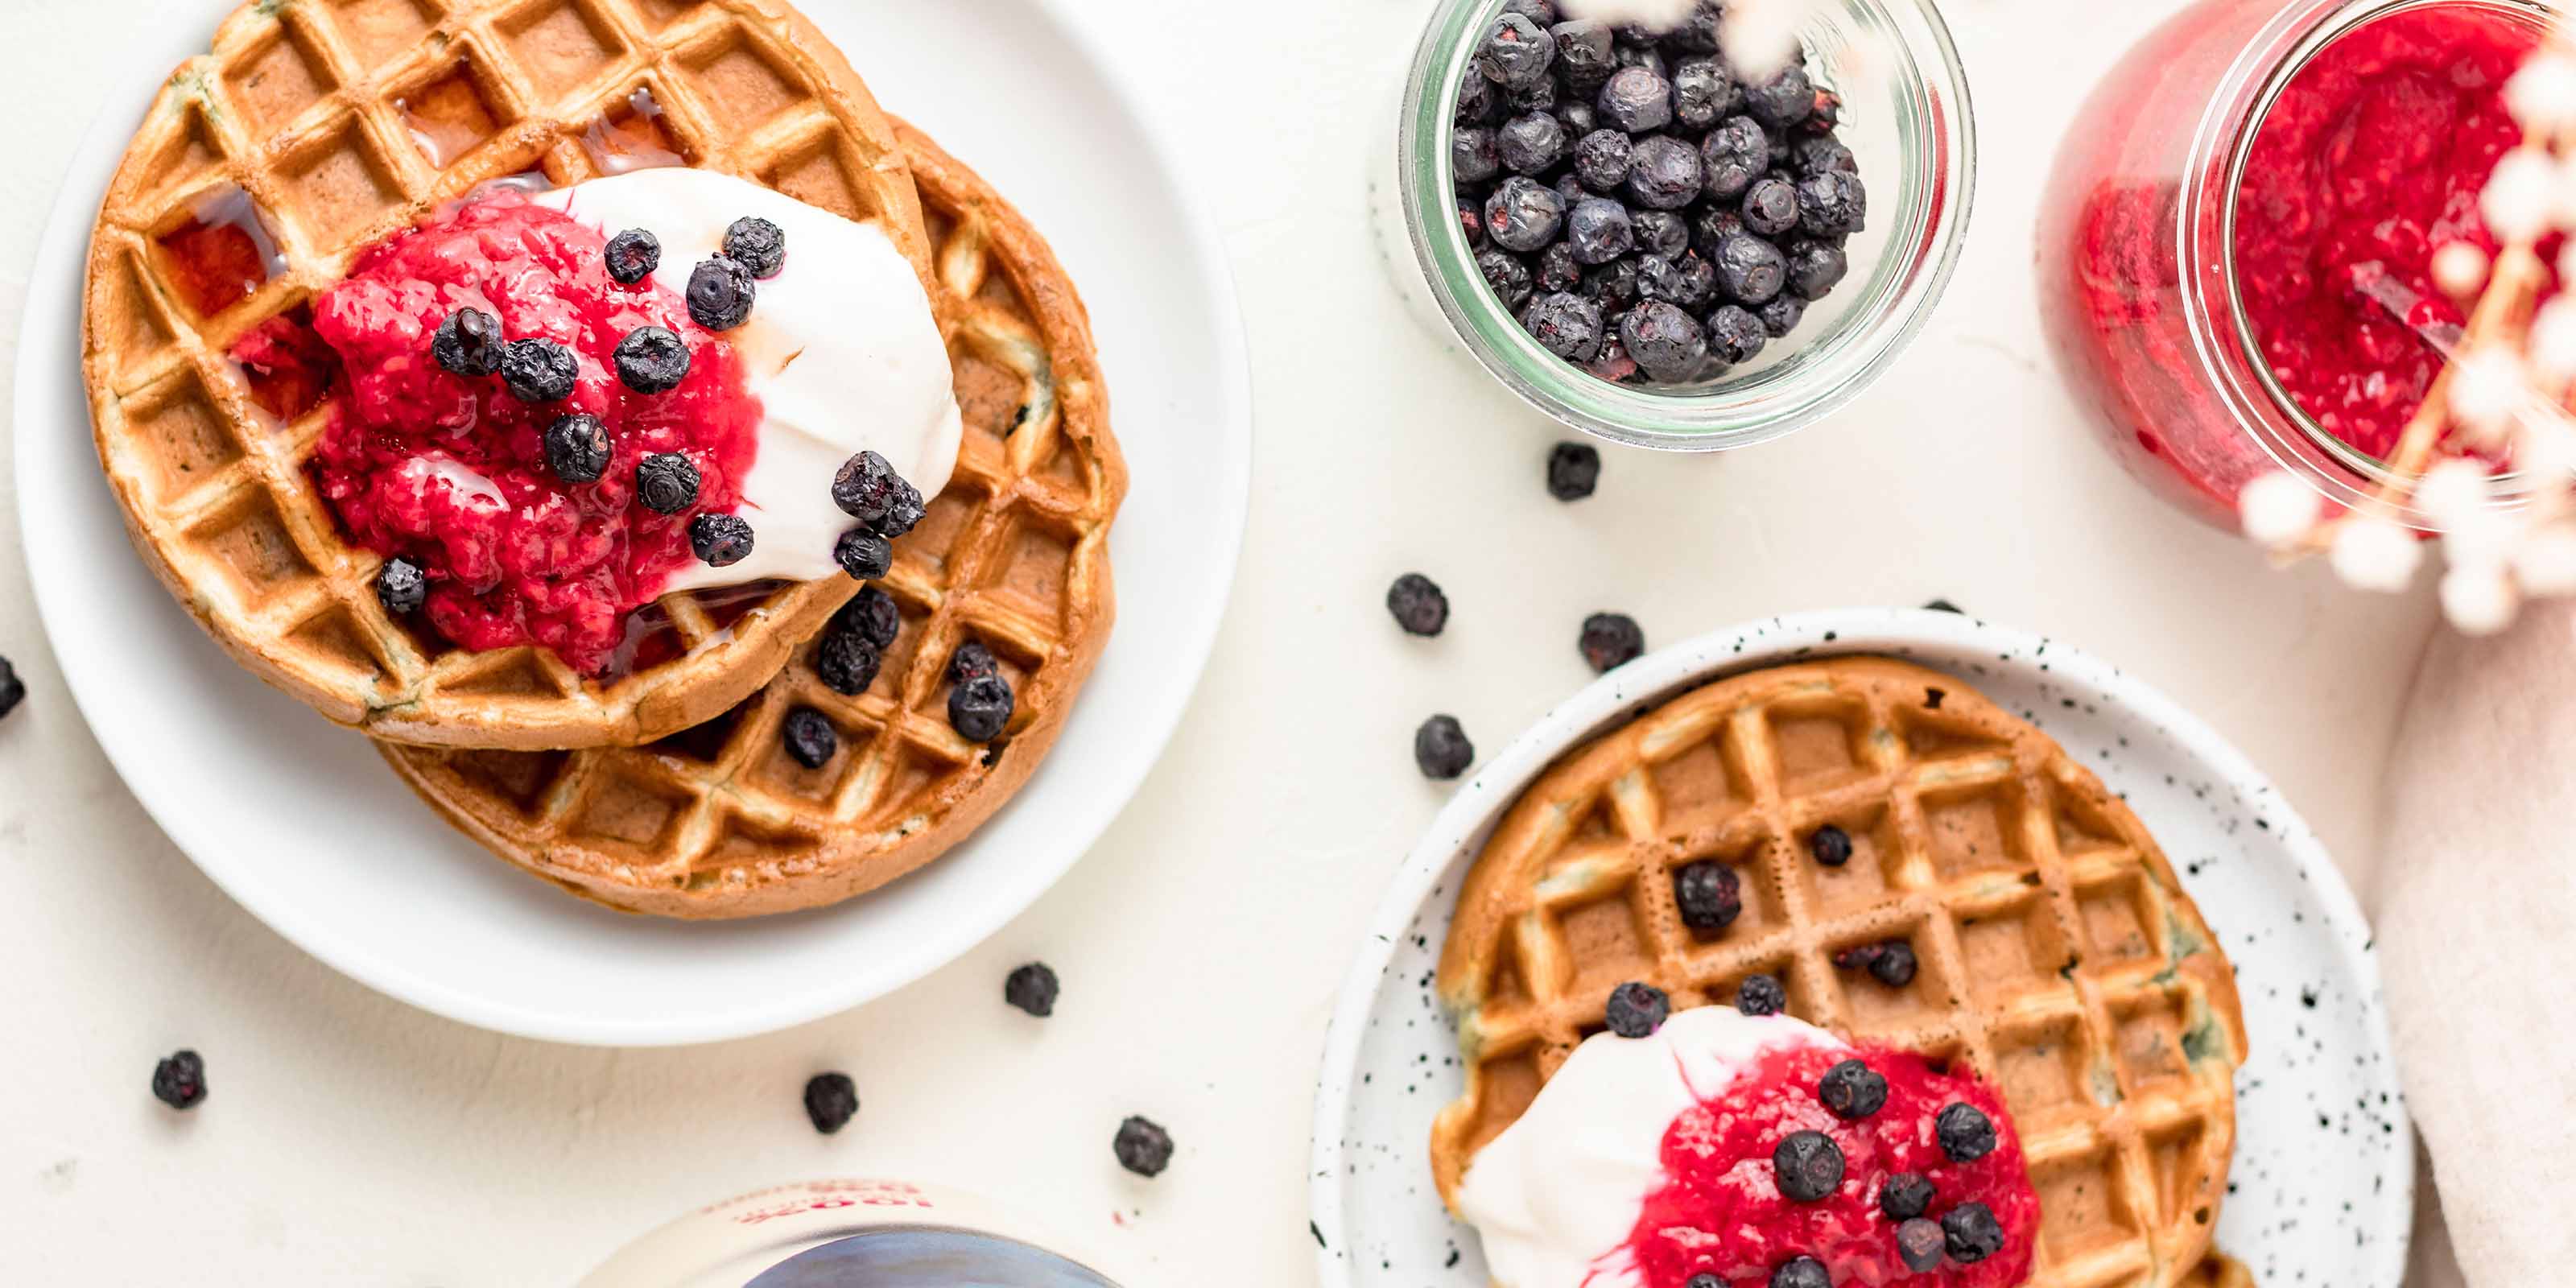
(2232, 8, 2540, 460)
(287, 191, 762, 675)
(1621, 1042, 2036, 1288)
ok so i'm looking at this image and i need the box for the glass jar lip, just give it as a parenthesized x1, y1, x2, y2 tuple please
(2186, 0, 2557, 518)
(1395, 0, 1978, 452)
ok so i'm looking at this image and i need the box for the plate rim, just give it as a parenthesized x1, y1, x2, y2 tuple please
(1306, 605, 2414, 1287)
(11, 0, 1255, 1046)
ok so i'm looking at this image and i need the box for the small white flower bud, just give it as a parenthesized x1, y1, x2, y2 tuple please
(2440, 559, 2520, 634)
(2432, 242, 2491, 299)
(2239, 472, 2320, 547)
(2330, 514, 2424, 592)
(2483, 149, 2557, 243)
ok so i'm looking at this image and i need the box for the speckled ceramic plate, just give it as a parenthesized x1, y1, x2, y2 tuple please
(1309, 608, 2412, 1288)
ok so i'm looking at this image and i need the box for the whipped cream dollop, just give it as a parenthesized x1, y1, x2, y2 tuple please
(1457, 1008, 1848, 1288)
(534, 169, 961, 595)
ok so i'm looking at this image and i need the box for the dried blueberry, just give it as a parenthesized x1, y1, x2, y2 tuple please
(1479, 249, 1535, 311)
(803, 1072, 858, 1133)
(151, 1050, 206, 1110)
(1743, 176, 1801, 236)
(1792, 134, 1859, 177)
(685, 256, 756, 331)
(1484, 175, 1567, 253)
(1115, 1116, 1174, 1177)
(1458, 197, 1488, 247)
(1623, 134, 1703, 210)
(613, 324, 691, 394)
(1809, 824, 1853, 866)
(1550, 19, 1616, 93)
(1620, 300, 1707, 382)
(1555, 100, 1598, 135)
(1671, 58, 1736, 129)
(1604, 980, 1670, 1037)
(1582, 255, 1643, 315)
(1612, 40, 1667, 79)
(690, 512, 753, 566)
(1835, 939, 1918, 987)
(1707, 303, 1769, 365)
(0, 656, 21, 723)
(431, 307, 503, 376)
(1498, 111, 1569, 175)
(831, 450, 924, 534)
(604, 229, 660, 284)
(832, 585, 902, 650)
(1744, 62, 1815, 129)
(1736, 973, 1787, 1016)
(1387, 572, 1450, 636)
(635, 452, 700, 514)
(1500, 0, 1557, 25)
(1456, 70, 1504, 126)
(1818, 1058, 1889, 1119)
(723, 215, 786, 278)
(1897, 1218, 1947, 1272)
(1769, 1258, 1830, 1288)
(1773, 1130, 1845, 1202)
(1661, 2, 1724, 52)
(1453, 126, 1501, 185)
(1535, 242, 1583, 294)
(948, 638, 1000, 684)
(1508, 77, 1559, 114)
(1579, 612, 1644, 671)
(1673, 860, 1741, 931)
(1699, 116, 1769, 201)
(1595, 65, 1672, 133)
(376, 556, 427, 615)
(815, 630, 881, 695)
(1936, 1103, 1998, 1162)
(1476, 12, 1555, 89)
(1553, 171, 1587, 208)
(1633, 209, 1688, 258)
(1785, 239, 1848, 299)
(1585, 335, 1640, 382)
(1797, 169, 1868, 238)
(1712, 233, 1786, 304)
(1691, 204, 1746, 259)
(834, 528, 893, 580)
(1637, 252, 1717, 313)
(1572, 129, 1633, 193)
(498, 337, 577, 402)
(1759, 295, 1806, 338)
(782, 706, 837, 769)
(1547, 440, 1600, 500)
(544, 413, 611, 484)
(1880, 1172, 1937, 1221)
(1415, 714, 1474, 778)
(1567, 197, 1635, 265)
(1942, 1203, 2006, 1263)
(949, 673, 1014, 743)
(1522, 291, 1604, 361)
(1005, 962, 1059, 1016)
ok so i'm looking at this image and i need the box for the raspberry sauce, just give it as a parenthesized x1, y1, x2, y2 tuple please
(1619, 1042, 2037, 1288)
(289, 191, 761, 675)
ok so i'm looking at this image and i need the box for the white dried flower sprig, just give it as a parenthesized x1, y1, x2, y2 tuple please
(2240, 30, 2576, 634)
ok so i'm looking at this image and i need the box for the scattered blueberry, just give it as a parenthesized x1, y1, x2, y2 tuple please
(835, 528, 892, 580)
(1672, 859, 1741, 931)
(1792, 134, 1858, 177)
(1637, 252, 1717, 312)
(1499, 0, 1557, 23)
(634, 452, 700, 515)
(1742, 176, 1801, 237)
(690, 512, 753, 566)
(431, 307, 502, 376)
(1936, 1103, 1998, 1162)
(686, 256, 756, 331)
(1554, 100, 1599, 135)
(1759, 294, 1806, 338)
(1479, 249, 1535, 311)
(1769, 1257, 1830, 1288)
(1454, 126, 1501, 185)
(1414, 715, 1474, 778)
(1880, 1172, 1936, 1221)
(1005, 962, 1059, 1017)
(1897, 1217, 1947, 1272)
(815, 630, 881, 695)
(544, 412, 611, 484)
(1115, 1116, 1174, 1178)
(781, 706, 836, 769)
(1546, 440, 1600, 500)
(1835, 939, 1918, 987)
(1581, 256, 1644, 316)
(1809, 824, 1853, 867)
(1458, 196, 1488, 246)
(1633, 208, 1689, 258)
(1711, 232, 1786, 304)
(948, 638, 1000, 684)
(376, 557, 427, 616)
(0, 657, 21, 723)
(1596, 65, 1672, 133)
(1535, 242, 1584, 294)
(723, 216, 786, 278)
(1387, 572, 1450, 636)
(1604, 980, 1670, 1038)
(1579, 612, 1645, 671)
(1942, 1202, 2006, 1263)
(1785, 239, 1848, 300)
(1707, 303, 1770, 365)
(832, 585, 902, 650)
(1484, 176, 1567, 253)
(1522, 291, 1604, 361)
(1612, 40, 1668, 80)
(1571, 129, 1633, 192)
(1818, 1058, 1889, 1119)
(1624, 134, 1703, 210)
(151, 1050, 206, 1110)
(803, 1072, 858, 1133)
(1736, 973, 1787, 1016)
(1551, 19, 1616, 92)
(1498, 112, 1569, 175)
(1551, 170, 1587, 207)
(949, 673, 1014, 743)
(1671, 58, 1736, 130)
(603, 229, 660, 284)
(831, 451, 925, 535)
(1509, 76, 1559, 114)
(1691, 204, 1747, 258)
(498, 337, 577, 402)
(1476, 13, 1555, 89)
(1773, 1130, 1845, 1202)
(1620, 300, 1707, 382)
(1699, 116, 1768, 201)
(1567, 197, 1635, 265)
(1744, 63, 1815, 130)
(1797, 169, 1867, 238)
(1458, 71, 1504, 126)
(613, 324, 691, 394)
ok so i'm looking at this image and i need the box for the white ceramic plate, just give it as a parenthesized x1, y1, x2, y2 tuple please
(1310, 609, 2412, 1288)
(14, 0, 1250, 1046)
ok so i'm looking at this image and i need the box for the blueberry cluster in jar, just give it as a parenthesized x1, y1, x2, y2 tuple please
(1451, 0, 1864, 386)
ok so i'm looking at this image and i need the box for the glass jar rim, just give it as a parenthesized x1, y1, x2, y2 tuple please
(1394, 0, 1978, 452)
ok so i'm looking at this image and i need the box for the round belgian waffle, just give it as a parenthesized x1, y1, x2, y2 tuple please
(83, 0, 936, 749)
(1430, 658, 2248, 1288)
(378, 121, 1125, 919)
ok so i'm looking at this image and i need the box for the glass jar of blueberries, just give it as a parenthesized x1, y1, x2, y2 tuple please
(1379, 0, 1975, 450)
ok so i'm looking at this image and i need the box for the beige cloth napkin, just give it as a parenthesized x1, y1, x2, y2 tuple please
(2380, 601, 2576, 1286)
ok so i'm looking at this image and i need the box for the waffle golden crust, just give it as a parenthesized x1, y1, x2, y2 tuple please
(378, 121, 1125, 919)
(1431, 658, 2248, 1288)
(84, 0, 935, 749)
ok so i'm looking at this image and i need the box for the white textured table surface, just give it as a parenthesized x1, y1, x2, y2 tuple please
(0, 0, 2467, 1282)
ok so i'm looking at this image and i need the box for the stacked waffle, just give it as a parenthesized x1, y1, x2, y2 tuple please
(82, 0, 1124, 917)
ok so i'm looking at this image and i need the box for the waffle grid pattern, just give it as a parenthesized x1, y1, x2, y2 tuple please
(85, 0, 931, 747)
(382, 123, 1125, 919)
(1432, 659, 2246, 1288)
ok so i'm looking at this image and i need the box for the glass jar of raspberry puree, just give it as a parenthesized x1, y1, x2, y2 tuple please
(2037, 0, 2551, 530)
